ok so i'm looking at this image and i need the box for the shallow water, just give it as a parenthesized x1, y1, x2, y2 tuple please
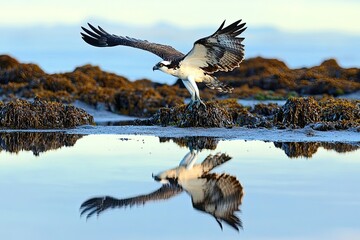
(0, 133, 359, 239)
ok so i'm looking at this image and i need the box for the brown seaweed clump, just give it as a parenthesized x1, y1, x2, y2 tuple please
(114, 87, 183, 117)
(0, 55, 45, 85)
(275, 97, 321, 128)
(0, 132, 84, 156)
(150, 102, 233, 128)
(0, 98, 94, 129)
(311, 98, 360, 131)
(274, 97, 359, 130)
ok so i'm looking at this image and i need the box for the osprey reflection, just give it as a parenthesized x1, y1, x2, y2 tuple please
(80, 149, 244, 231)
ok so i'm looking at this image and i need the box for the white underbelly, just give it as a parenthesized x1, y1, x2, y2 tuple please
(173, 66, 206, 82)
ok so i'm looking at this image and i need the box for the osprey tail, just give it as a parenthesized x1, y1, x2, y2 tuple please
(204, 76, 233, 93)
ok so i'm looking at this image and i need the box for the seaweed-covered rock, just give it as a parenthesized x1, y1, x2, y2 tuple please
(0, 55, 45, 84)
(218, 57, 360, 97)
(159, 136, 219, 150)
(73, 64, 131, 89)
(274, 141, 360, 158)
(321, 142, 360, 153)
(145, 97, 359, 129)
(320, 98, 360, 122)
(274, 142, 320, 158)
(0, 132, 84, 156)
(114, 88, 183, 117)
(251, 103, 281, 116)
(1, 55, 359, 128)
(275, 97, 321, 128)
(151, 102, 233, 128)
(310, 98, 360, 130)
(0, 55, 20, 70)
(0, 98, 94, 129)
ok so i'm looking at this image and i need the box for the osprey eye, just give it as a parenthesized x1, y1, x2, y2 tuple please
(159, 63, 164, 67)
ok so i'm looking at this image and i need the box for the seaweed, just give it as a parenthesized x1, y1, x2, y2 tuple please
(0, 98, 94, 129)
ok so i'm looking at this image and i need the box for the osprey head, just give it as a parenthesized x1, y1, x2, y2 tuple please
(152, 60, 172, 71)
(152, 168, 178, 184)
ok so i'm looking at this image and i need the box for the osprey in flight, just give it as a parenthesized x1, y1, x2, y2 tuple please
(81, 20, 247, 108)
(80, 152, 244, 231)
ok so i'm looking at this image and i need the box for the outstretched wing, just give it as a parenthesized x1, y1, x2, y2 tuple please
(80, 184, 183, 219)
(201, 153, 232, 173)
(182, 19, 246, 74)
(81, 23, 185, 61)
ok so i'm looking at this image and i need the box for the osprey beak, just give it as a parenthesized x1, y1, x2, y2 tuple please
(152, 65, 159, 71)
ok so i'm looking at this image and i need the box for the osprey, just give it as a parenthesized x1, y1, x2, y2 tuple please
(81, 20, 247, 108)
(80, 151, 244, 231)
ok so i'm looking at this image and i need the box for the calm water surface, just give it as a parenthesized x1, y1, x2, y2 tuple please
(0, 133, 359, 240)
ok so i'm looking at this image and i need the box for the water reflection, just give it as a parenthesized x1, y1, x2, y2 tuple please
(274, 141, 360, 158)
(80, 149, 244, 231)
(0, 132, 84, 156)
(159, 136, 219, 150)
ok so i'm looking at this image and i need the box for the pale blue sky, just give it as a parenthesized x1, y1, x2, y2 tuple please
(2, 0, 360, 34)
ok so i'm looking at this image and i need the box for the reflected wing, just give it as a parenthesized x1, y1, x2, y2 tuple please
(201, 153, 232, 173)
(80, 184, 183, 219)
(190, 173, 244, 231)
(179, 149, 198, 169)
(182, 20, 246, 74)
(81, 23, 185, 61)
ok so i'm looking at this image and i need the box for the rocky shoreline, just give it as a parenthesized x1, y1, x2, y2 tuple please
(143, 97, 359, 131)
(0, 55, 359, 129)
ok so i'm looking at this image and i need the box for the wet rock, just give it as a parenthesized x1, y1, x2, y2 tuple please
(0, 98, 94, 129)
(151, 102, 233, 128)
(0, 132, 84, 156)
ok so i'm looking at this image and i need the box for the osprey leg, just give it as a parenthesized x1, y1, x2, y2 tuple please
(188, 76, 206, 109)
(182, 79, 196, 107)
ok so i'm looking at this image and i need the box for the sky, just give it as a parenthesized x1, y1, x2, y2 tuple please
(1, 0, 359, 81)
(1, 0, 360, 34)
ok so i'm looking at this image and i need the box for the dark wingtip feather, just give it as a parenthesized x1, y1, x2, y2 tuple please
(232, 26, 247, 37)
(219, 19, 244, 35)
(87, 23, 103, 36)
(212, 20, 226, 36)
(87, 22, 95, 29)
(81, 35, 102, 47)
